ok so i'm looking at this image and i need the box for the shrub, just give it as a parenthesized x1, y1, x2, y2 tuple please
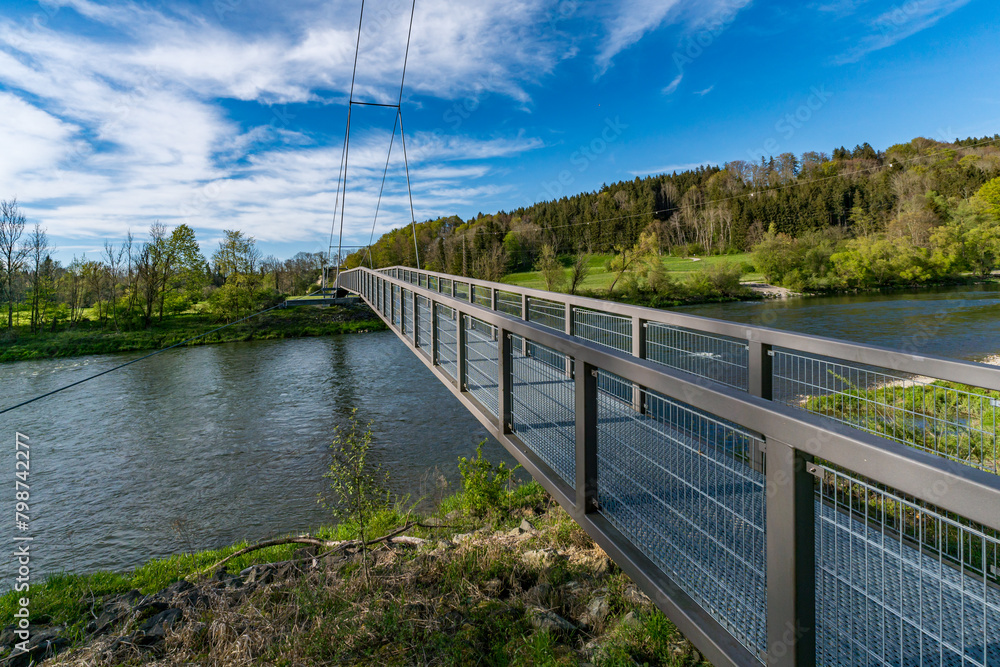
(457, 441, 520, 517)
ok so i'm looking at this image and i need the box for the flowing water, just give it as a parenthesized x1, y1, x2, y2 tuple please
(2, 284, 998, 581)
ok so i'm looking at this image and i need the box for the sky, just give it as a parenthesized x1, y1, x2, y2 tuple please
(1, 0, 998, 263)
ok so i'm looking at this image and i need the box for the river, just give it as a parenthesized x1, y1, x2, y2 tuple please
(2, 284, 998, 581)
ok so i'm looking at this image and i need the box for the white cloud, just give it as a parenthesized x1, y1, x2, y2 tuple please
(694, 85, 715, 96)
(834, 0, 972, 64)
(627, 161, 717, 177)
(0, 0, 556, 255)
(662, 73, 684, 95)
(595, 0, 752, 75)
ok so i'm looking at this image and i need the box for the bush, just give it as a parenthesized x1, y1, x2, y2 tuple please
(685, 262, 746, 298)
(457, 441, 520, 517)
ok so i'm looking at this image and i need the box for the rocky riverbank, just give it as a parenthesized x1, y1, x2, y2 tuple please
(0, 494, 709, 666)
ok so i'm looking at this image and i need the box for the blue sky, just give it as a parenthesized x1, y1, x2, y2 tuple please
(1, 0, 998, 262)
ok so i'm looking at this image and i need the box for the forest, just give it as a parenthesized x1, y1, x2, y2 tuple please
(345, 134, 1000, 295)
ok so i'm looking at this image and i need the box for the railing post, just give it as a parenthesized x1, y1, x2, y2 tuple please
(521, 293, 528, 321)
(766, 440, 816, 667)
(575, 359, 598, 514)
(411, 290, 418, 345)
(749, 340, 773, 400)
(498, 329, 513, 434)
(492, 287, 498, 311)
(430, 302, 439, 365)
(632, 317, 646, 413)
(456, 311, 467, 391)
(564, 302, 574, 378)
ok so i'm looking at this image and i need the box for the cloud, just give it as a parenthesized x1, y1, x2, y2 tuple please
(0, 0, 558, 255)
(834, 0, 972, 64)
(694, 85, 715, 96)
(595, 0, 752, 75)
(627, 161, 717, 177)
(662, 74, 684, 95)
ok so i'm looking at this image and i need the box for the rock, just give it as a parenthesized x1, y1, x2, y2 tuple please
(622, 584, 650, 606)
(519, 519, 537, 534)
(422, 517, 447, 527)
(135, 608, 183, 645)
(619, 611, 643, 630)
(453, 532, 476, 543)
(580, 595, 610, 628)
(524, 583, 553, 607)
(526, 607, 576, 633)
(521, 548, 558, 569)
(445, 509, 462, 520)
(159, 580, 195, 600)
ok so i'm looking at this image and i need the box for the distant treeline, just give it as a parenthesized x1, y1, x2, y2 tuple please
(345, 134, 1000, 285)
(0, 205, 330, 335)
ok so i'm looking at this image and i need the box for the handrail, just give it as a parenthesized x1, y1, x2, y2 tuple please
(370, 264, 1000, 391)
(339, 266, 1000, 667)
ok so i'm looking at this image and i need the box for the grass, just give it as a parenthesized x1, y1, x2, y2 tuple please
(502, 253, 761, 292)
(0, 305, 386, 363)
(3, 473, 710, 666)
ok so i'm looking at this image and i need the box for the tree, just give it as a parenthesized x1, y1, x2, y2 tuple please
(974, 177, 1000, 220)
(567, 253, 591, 295)
(25, 224, 54, 333)
(212, 230, 263, 320)
(606, 230, 657, 295)
(535, 244, 565, 292)
(318, 409, 392, 589)
(0, 198, 28, 329)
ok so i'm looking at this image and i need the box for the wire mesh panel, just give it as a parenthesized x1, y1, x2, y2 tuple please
(463, 315, 499, 417)
(814, 463, 1000, 666)
(596, 370, 767, 656)
(428, 275, 438, 292)
(773, 349, 999, 474)
(574, 308, 632, 353)
(435, 305, 458, 381)
(497, 290, 523, 318)
(454, 281, 470, 301)
(439, 277, 452, 295)
(419, 273, 427, 288)
(472, 285, 493, 309)
(527, 296, 566, 332)
(415, 295, 432, 353)
(509, 335, 576, 488)
(646, 323, 749, 391)
(392, 284, 401, 329)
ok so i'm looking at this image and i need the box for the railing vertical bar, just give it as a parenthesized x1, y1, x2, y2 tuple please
(499, 329, 513, 434)
(431, 301, 439, 365)
(575, 359, 597, 514)
(765, 440, 816, 666)
(750, 341, 773, 400)
(457, 311, 467, 391)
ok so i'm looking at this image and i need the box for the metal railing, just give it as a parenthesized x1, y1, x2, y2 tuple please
(338, 266, 1000, 667)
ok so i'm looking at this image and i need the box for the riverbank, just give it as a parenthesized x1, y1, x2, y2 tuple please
(0, 482, 709, 667)
(0, 305, 386, 363)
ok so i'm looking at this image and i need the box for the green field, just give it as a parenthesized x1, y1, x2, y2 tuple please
(502, 253, 761, 291)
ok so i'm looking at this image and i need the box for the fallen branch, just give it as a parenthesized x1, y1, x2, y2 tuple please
(196, 521, 426, 578)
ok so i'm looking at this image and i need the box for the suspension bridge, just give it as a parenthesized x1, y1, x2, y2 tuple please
(335, 264, 1000, 667)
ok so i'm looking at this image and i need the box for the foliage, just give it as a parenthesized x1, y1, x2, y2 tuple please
(567, 253, 591, 294)
(535, 243, 566, 292)
(457, 441, 521, 518)
(319, 408, 394, 586)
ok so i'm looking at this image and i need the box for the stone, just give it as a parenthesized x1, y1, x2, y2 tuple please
(622, 584, 650, 606)
(136, 608, 183, 645)
(524, 583, 553, 607)
(519, 519, 537, 533)
(521, 548, 558, 569)
(580, 595, 610, 628)
(526, 607, 576, 633)
(619, 611, 643, 630)
(453, 532, 476, 543)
